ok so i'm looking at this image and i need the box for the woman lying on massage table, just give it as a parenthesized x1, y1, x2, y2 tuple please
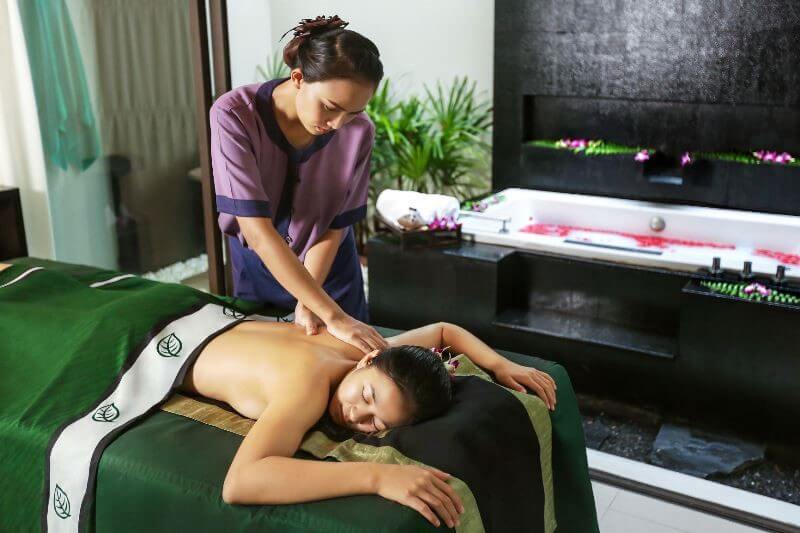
(184, 319, 556, 528)
(0, 263, 557, 529)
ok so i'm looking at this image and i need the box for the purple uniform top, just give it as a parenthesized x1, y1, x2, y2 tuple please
(209, 78, 373, 318)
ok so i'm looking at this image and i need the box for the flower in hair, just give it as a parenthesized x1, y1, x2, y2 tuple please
(431, 346, 460, 375)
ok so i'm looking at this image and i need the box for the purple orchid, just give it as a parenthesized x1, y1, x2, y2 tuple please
(681, 152, 692, 167)
(753, 150, 794, 165)
(634, 149, 650, 163)
(743, 283, 771, 297)
(427, 215, 461, 232)
(558, 138, 589, 151)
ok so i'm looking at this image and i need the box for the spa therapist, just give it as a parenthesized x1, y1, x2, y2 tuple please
(210, 16, 387, 354)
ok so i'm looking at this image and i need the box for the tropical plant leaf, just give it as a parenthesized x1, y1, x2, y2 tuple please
(255, 50, 290, 81)
(363, 76, 493, 246)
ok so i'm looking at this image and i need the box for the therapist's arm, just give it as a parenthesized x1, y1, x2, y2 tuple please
(297, 228, 345, 334)
(235, 216, 385, 353)
(304, 228, 344, 286)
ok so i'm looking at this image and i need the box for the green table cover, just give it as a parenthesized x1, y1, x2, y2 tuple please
(4, 258, 598, 532)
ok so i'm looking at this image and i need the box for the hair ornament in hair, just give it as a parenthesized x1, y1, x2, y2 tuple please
(280, 15, 349, 43)
(431, 345, 460, 376)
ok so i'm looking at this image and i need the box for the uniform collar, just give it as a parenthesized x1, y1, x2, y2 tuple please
(255, 78, 337, 164)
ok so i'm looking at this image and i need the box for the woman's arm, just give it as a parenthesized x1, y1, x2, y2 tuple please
(387, 322, 557, 410)
(387, 322, 505, 372)
(222, 375, 369, 504)
(222, 375, 463, 528)
(236, 216, 385, 352)
(294, 228, 345, 334)
(304, 228, 344, 284)
(237, 216, 342, 323)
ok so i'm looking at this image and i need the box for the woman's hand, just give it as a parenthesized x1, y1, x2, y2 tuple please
(326, 314, 388, 354)
(294, 301, 325, 335)
(375, 464, 464, 529)
(492, 360, 558, 411)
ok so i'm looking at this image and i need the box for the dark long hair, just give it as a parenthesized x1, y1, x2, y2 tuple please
(281, 15, 383, 87)
(371, 345, 453, 423)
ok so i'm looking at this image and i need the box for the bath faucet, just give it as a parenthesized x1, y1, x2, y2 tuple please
(458, 210, 512, 233)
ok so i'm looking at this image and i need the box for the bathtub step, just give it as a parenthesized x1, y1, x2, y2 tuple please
(493, 307, 677, 359)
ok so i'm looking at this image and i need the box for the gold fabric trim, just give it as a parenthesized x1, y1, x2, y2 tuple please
(161, 394, 253, 436)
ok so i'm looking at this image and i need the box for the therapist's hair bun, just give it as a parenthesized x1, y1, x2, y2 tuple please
(281, 15, 383, 87)
(282, 15, 349, 41)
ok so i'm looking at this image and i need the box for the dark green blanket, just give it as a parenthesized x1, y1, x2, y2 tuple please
(1, 258, 598, 532)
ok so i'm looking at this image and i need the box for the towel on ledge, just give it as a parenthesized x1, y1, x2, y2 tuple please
(377, 189, 461, 229)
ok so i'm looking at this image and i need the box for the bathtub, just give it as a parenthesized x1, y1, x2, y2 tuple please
(459, 188, 800, 280)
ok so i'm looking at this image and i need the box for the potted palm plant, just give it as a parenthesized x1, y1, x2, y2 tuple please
(361, 76, 493, 251)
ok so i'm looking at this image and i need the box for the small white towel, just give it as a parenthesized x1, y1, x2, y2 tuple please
(376, 190, 461, 229)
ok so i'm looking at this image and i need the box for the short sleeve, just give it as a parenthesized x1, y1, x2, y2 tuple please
(329, 124, 374, 229)
(210, 105, 272, 218)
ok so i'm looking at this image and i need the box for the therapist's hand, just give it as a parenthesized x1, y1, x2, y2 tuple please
(326, 314, 388, 354)
(295, 301, 325, 335)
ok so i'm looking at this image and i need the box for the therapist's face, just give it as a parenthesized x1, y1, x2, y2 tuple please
(291, 69, 375, 134)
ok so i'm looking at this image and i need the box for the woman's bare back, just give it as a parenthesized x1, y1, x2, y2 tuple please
(180, 319, 364, 419)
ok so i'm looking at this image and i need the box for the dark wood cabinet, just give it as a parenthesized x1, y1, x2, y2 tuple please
(0, 187, 27, 260)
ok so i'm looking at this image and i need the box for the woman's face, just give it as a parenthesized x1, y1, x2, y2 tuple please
(328, 352, 412, 433)
(291, 69, 375, 135)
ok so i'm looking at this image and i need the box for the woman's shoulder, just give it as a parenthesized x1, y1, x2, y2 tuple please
(335, 112, 375, 148)
(211, 83, 264, 114)
(349, 112, 375, 135)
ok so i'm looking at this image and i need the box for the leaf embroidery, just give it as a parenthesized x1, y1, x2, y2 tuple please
(54, 484, 71, 519)
(223, 307, 244, 319)
(156, 333, 182, 357)
(92, 403, 120, 423)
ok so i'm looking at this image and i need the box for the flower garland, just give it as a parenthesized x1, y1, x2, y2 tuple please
(701, 281, 800, 305)
(528, 139, 799, 167)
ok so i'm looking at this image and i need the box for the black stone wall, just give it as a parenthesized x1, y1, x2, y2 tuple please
(494, 1, 800, 214)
